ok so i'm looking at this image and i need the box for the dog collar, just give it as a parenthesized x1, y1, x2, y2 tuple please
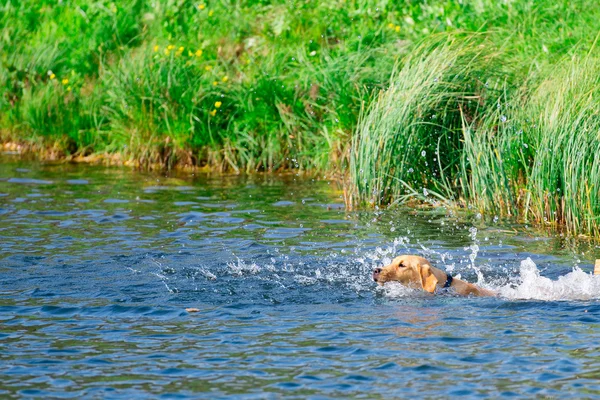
(443, 273, 453, 288)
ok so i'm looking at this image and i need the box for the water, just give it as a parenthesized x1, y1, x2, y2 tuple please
(1, 155, 600, 398)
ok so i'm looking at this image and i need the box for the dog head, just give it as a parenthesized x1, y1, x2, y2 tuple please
(372, 255, 438, 293)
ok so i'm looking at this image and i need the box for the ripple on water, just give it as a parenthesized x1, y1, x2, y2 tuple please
(7, 177, 53, 185)
(65, 179, 89, 185)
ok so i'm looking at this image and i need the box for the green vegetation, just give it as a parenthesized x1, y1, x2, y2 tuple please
(2, 0, 600, 236)
(1, 0, 397, 170)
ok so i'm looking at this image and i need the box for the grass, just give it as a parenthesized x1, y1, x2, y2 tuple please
(2, 0, 600, 236)
(1, 0, 399, 171)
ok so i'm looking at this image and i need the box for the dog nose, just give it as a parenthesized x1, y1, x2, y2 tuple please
(373, 268, 382, 282)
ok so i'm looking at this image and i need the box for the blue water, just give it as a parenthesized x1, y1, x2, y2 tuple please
(1, 156, 600, 398)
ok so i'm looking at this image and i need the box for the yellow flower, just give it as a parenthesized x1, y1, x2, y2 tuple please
(50, 73, 56, 80)
(198, 3, 205, 9)
(212, 81, 218, 86)
(195, 49, 203, 57)
(154, 45, 159, 52)
(178, 46, 184, 52)
(221, 76, 228, 83)
(208, 10, 214, 17)
(205, 65, 212, 71)
(62, 78, 69, 85)
(215, 101, 222, 108)
(395, 25, 400, 32)
(209, 109, 217, 116)
(167, 44, 175, 50)
(387, 23, 394, 29)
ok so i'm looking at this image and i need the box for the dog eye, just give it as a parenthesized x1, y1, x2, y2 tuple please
(398, 262, 405, 268)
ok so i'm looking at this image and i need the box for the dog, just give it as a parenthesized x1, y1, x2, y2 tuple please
(373, 255, 495, 297)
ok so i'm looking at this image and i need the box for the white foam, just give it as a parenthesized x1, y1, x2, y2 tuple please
(497, 258, 600, 301)
(377, 281, 424, 298)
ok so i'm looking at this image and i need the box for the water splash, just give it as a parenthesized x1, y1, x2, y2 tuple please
(498, 258, 600, 301)
(228, 258, 262, 276)
(145, 241, 599, 302)
(375, 282, 429, 298)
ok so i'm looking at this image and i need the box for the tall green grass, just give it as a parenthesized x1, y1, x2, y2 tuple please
(457, 53, 600, 236)
(350, 33, 600, 235)
(502, 54, 600, 236)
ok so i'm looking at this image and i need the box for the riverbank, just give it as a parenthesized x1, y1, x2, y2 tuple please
(3, 0, 600, 236)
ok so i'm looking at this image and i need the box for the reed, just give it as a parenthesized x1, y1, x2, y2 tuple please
(351, 35, 507, 205)
(517, 55, 600, 236)
(451, 51, 600, 236)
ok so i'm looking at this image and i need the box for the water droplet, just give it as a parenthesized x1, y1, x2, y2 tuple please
(469, 226, 478, 241)
(421, 150, 426, 157)
(500, 115, 507, 123)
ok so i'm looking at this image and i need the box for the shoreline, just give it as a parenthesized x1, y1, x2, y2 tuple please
(2, 140, 597, 241)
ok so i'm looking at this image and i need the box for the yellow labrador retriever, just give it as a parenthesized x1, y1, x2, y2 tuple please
(373, 255, 495, 297)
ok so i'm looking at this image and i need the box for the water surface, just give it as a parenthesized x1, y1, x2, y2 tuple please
(1, 156, 600, 398)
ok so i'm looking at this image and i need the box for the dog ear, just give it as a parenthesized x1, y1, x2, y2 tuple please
(419, 265, 438, 293)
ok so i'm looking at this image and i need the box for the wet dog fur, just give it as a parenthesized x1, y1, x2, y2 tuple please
(373, 255, 495, 297)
